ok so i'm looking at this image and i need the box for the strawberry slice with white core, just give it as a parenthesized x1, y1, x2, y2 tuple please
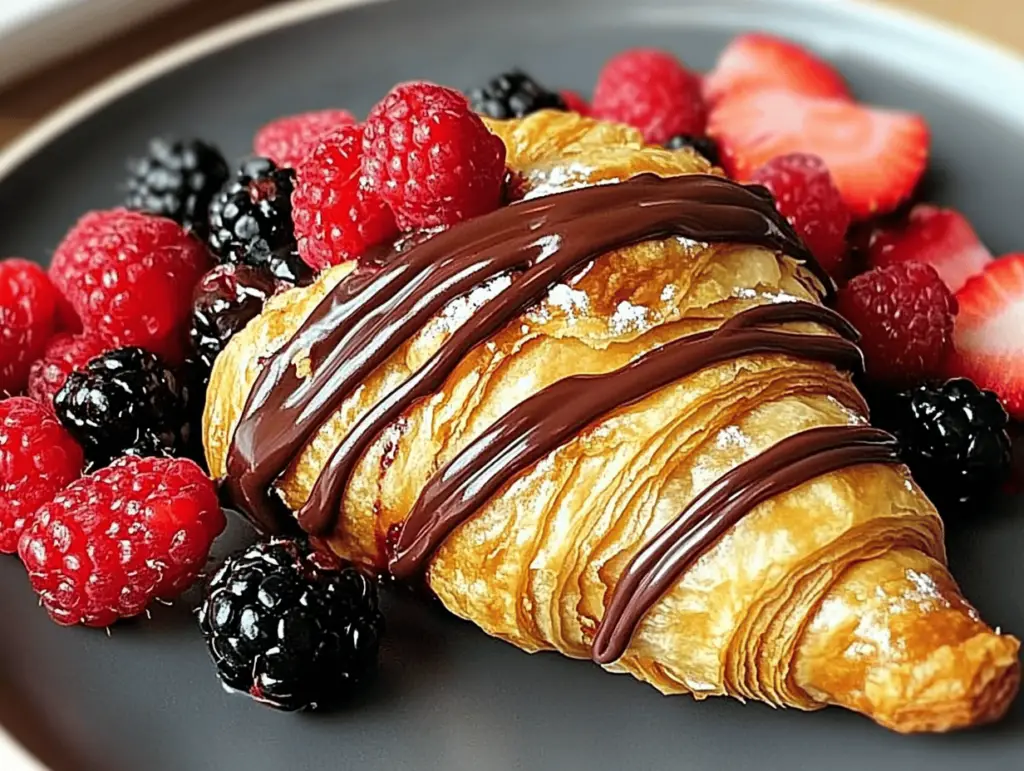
(708, 89, 930, 219)
(867, 204, 992, 292)
(947, 254, 1024, 419)
(703, 33, 852, 104)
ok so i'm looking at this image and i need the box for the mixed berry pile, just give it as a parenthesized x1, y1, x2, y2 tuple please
(0, 33, 1019, 709)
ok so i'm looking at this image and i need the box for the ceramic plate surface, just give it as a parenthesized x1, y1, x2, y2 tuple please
(1, 1, 1023, 769)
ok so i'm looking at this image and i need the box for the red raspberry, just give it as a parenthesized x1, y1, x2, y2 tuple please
(254, 109, 358, 170)
(292, 125, 398, 270)
(750, 153, 852, 281)
(836, 261, 957, 385)
(28, 332, 112, 409)
(18, 455, 224, 627)
(48, 209, 211, 363)
(592, 49, 707, 143)
(0, 397, 83, 553)
(0, 259, 59, 395)
(560, 90, 591, 116)
(362, 82, 507, 229)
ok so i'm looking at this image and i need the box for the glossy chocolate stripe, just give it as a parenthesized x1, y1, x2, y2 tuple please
(591, 425, 900, 665)
(388, 301, 863, 578)
(224, 173, 820, 533)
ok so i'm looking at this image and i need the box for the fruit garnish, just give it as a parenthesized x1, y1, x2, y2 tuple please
(293, 125, 398, 270)
(708, 88, 929, 219)
(0, 397, 83, 553)
(198, 538, 384, 710)
(559, 89, 591, 116)
(866, 204, 991, 292)
(18, 455, 224, 627)
(663, 134, 721, 166)
(124, 138, 229, 238)
(946, 254, 1024, 419)
(49, 209, 212, 363)
(703, 32, 852, 103)
(254, 109, 358, 170)
(750, 153, 851, 281)
(469, 69, 568, 119)
(836, 261, 956, 385)
(0, 258, 59, 394)
(27, 332, 112, 410)
(54, 346, 189, 469)
(870, 378, 1011, 513)
(592, 48, 707, 143)
(362, 82, 507, 229)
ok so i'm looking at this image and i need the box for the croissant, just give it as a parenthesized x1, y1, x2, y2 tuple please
(204, 111, 1020, 733)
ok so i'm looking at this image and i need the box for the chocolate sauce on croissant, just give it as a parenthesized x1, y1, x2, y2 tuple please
(221, 171, 897, 665)
(224, 174, 820, 533)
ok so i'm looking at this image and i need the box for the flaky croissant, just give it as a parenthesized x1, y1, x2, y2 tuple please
(204, 111, 1020, 733)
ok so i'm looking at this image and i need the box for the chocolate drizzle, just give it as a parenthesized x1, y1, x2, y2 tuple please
(388, 301, 864, 579)
(590, 425, 900, 664)
(219, 170, 894, 665)
(225, 173, 820, 534)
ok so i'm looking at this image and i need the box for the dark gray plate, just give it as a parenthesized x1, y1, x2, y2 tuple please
(1, 0, 1023, 769)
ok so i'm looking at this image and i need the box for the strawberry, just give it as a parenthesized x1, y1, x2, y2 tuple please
(708, 89, 929, 219)
(703, 33, 851, 104)
(866, 204, 991, 292)
(946, 255, 1024, 419)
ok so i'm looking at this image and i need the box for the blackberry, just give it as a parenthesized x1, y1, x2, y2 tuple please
(468, 69, 567, 119)
(199, 538, 384, 711)
(871, 378, 1012, 512)
(208, 158, 296, 261)
(54, 347, 188, 470)
(242, 239, 314, 286)
(664, 134, 721, 166)
(125, 138, 229, 236)
(190, 264, 279, 374)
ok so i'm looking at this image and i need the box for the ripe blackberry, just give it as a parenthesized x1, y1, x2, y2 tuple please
(871, 378, 1012, 512)
(468, 69, 568, 119)
(664, 134, 721, 166)
(242, 240, 314, 286)
(208, 158, 296, 261)
(190, 264, 279, 374)
(199, 538, 384, 711)
(125, 138, 229, 236)
(54, 347, 188, 470)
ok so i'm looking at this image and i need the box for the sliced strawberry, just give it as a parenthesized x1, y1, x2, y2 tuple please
(708, 89, 930, 219)
(703, 33, 852, 104)
(946, 254, 1024, 419)
(866, 204, 991, 292)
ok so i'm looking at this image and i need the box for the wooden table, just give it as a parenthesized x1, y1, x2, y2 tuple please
(0, 0, 1021, 148)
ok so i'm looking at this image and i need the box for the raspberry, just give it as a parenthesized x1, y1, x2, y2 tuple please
(361, 82, 507, 229)
(750, 153, 852, 281)
(254, 110, 358, 170)
(0, 259, 59, 395)
(836, 262, 957, 385)
(49, 209, 212, 362)
(18, 455, 224, 627)
(292, 125, 398, 270)
(28, 332, 111, 410)
(0, 397, 83, 553)
(560, 90, 591, 116)
(592, 49, 707, 143)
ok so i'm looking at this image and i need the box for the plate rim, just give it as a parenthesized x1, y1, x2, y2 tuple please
(2, 0, 1024, 768)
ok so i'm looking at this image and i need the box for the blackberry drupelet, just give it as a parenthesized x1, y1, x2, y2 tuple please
(664, 134, 721, 166)
(871, 378, 1012, 512)
(468, 69, 568, 119)
(242, 239, 314, 286)
(208, 157, 297, 261)
(198, 538, 384, 711)
(125, 138, 229, 236)
(190, 264, 280, 375)
(54, 347, 188, 470)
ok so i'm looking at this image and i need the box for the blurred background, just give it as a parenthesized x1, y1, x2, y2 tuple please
(0, 0, 1021, 149)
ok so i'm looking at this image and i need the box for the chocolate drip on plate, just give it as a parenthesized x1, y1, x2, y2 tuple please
(224, 174, 821, 533)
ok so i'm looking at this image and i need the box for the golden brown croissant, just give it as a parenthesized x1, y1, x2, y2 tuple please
(203, 111, 1020, 733)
